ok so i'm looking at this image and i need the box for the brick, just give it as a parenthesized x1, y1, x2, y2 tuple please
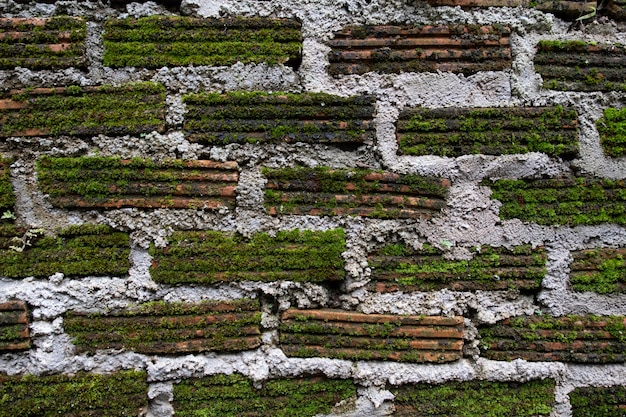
(103, 16, 302, 68)
(391, 379, 555, 416)
(570, 386, 626, 417)
(368, 243, 546, 292)
(0, 300, 30, 351)
(37, 156, 238, 211)
(597, 107, 626, 157)
(425, 0, 595, 18)
(0, 83, 166, 138)
(173, 374, 356, 417)
(479, 315, 626, 363)
(183, 92, 375, 146)
(569, 248, 626, 294)
(279, 309, 463, 363)
(483, 176, 626, 226)
(64, 299, 262, 354)
(0, 158, 14, 220)
(150, 229, 346, 285)
(397, 106, 579, 158)
(607, 0, 626, 19)
(0, 17, 86, 70)
(263, 166, 449, 219)
(0, 370, 147, 417)
(535, 41, 626, 92)
(327, 25, 511, 76)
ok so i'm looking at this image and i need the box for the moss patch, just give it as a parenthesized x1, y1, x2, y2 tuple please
(597, 107, 626, 157)
(570, 386, 626, 417)
(570, 248, 626, 294)
(0, 157, 14, 221)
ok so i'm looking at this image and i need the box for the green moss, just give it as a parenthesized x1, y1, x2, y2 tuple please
(0, 157, 14, 221)
(597, 107, 626, 157)
(570, 250, 626, 294)
(570, 386, 626, 417)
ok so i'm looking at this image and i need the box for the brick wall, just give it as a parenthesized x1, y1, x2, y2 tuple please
(0, 0, 625, 416)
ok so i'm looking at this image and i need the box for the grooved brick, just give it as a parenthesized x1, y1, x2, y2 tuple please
(64, 299, 262, 354)
(182, 92, 375, 146)
(570, 386, 626, 417)
(0, 300, 30, 351)
(425, 0, 595, 19)
(569, 248, 626, 293)
(327, 24, 511, 76)
(279, 309, 464, 363)
(397, 106, 579, 158)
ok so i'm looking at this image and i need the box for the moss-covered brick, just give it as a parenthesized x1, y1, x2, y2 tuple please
(0, 370, 147, 417)
(479, 315, 626, 363)
(327, 24, 511, 76)
(597, 107, 626, 157)
(173, 374, 356, 417)
(535, 41, 626, 92)
(569, 248, 626, 294)
(64, 299, 262, 354)
(0, 224, 130, 279)
(0, 82, 166, 138)
(149, 229, 346, 285)
(392, 379, 555, 417)
(103, 16, 302, 68)
(262, 166, 450, 219)
(483, 176, 626, 226)
(182, 92, 375, 146)
(397, 106, 579, 158)
(0, 157, 14, 221)
(368, 243, 546, 292)
(0, 17, 86, 70)
(607, 0, 626, 20)
(37, 156, 238, 210)
(279, 309, 464, 363)
(570, 386, 626, 417)
(0, 301, 30, 351)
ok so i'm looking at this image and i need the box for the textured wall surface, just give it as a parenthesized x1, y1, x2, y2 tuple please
(0, 0, 626, 416)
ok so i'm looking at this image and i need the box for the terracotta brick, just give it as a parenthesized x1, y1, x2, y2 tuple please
(327, 25, 511, 76)
(263, 166, 450, 219)
(570, 386, 626, 417)
(397, 106, 579, 158)
(37, 157, 238, 211)
(425, 0, 594, 17)
(64, 299, 262, 355)
(369, 243, 546, 292)
(183, 92, 375, 146)
(0, 300, 30, 351)
(569, 248, 626, 293)
(479, 315, 626, 363)
(279, 309, 463, 363)
(103, 16, 302, 68)
(0, 17, 86, 70)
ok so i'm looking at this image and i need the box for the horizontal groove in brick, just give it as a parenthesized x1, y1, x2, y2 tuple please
(279, 309, 464, 363)
(64, 299, 262, 354)
(391, 379, 555, 416)
(173, 374, 356, 417)
(182, 92, 375, 146)
(150, 229, 346, 284)
(0, 17, 86, 70)
(535, 41, 626, 92)
(37, 156, 239, 210)
(0, 300, 30, 351)
(570, 386, 626, 417)
(103, 16, 302, 68)
(597, 107, 626, 157)
(263, 166, 450, 219)
(0, 224, 130, 279)
(368, 243, 546, 292)
(483, 176, 626, 226)
(397, 106, 579, 158)
(479, 315, 626, 363)
(0, 82, 166, 138)
(327, 24, 511, 76)
(0, 371, 147, 416)
(569, 248, 626, 294)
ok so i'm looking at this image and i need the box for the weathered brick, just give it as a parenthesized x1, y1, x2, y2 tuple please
(279, 309, 464, 363)
(535, 41, 626, 92)
(0, 158, 14, 220)
(597, 107, 626, 157)
(183, 92, 375, 146)
(0, 370, 147, 417)
(0, 301, 30, 351)
(569, 248, 626, 294)
(64, 299, 262, 354)
(150, 229, 346, 285)
(392, 379, 555, 416)
(479, 315, 626, 363)
(570, 386, 626, 417)
(327, 25, 511, 76)
(425, 0, 595, 18)
(173, 374, 356, 417)
(263, 166, 449, 219)
(0, 17, 86, 70)
(103, 16, 302, 68)
(37, 156, 238, 210)
(397, 106, 579, 158)
(368, 243, 546, 292)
